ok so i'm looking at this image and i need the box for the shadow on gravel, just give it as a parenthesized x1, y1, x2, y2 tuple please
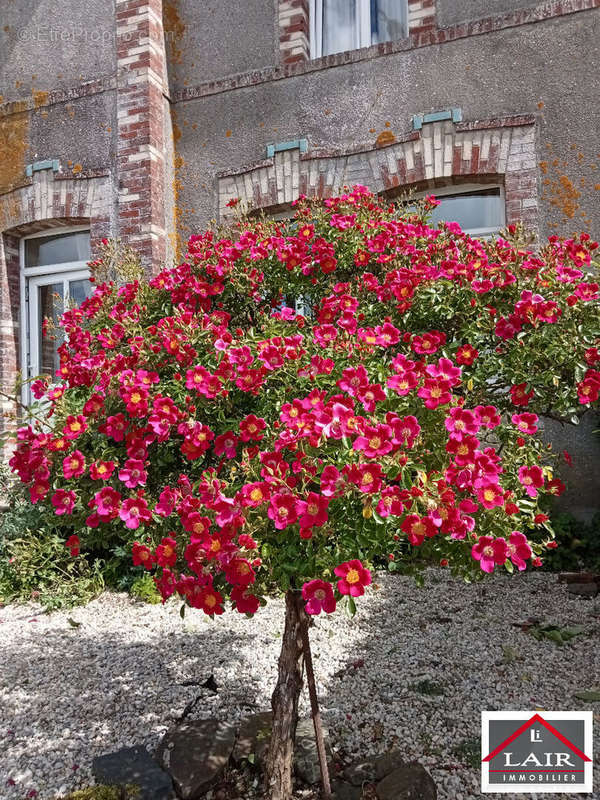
(312, 571, 598, 799)
(1, 617, 263, 772)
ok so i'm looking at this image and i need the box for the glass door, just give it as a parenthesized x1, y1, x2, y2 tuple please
(27, 270, 92, 384)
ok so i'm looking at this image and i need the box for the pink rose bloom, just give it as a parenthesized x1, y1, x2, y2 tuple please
(334, 559, 372, 597)
(93, 487, 122, 520)
(313, 324, 338, 347)
(508, 531, 532, 571)
(471, 536, 508, 573)
(302, 579, 336, 615)
(474, 405, 501, 429)
(353, 424, 394, 458)
(214, 431, 238, 458)
(518, 465, 544, 497)
(320, 465, 344, 497)
(119, 497, 151, 530)
(118, 458, 147, 488)
(267, 492, 299, 530)
(445, 407, 480, 438)
(511, 413, 539, 435)
(62, 450, 86, 479)
(297, 492, 329, 529)
(51, 489, 76, 515)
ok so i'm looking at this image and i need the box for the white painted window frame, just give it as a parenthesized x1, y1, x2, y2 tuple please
(20, 225, 91, 405)
(415, 183, 506, 238)
(310, 0, 407, 59)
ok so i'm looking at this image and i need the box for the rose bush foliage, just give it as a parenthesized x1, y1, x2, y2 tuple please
(9, 186, 600, 617)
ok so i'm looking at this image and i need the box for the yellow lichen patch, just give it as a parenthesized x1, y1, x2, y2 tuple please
(72, 163, 82, 174)
(375, 130, 396, 148)
(164, 0, 185, 65)
(32, 89, 49, 108)
(225, 130, 232, 137)
(0, 102, 29, 194)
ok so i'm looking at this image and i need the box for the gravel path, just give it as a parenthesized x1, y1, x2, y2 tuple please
(0, 570, 598, 800)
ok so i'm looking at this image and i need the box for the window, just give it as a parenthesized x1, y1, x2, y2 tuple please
(310, 0, 408, 58)
(20, 228, 92, 402)
(425, 185, 505, 237)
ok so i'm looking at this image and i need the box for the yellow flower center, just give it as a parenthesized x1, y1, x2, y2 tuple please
(346, 569, 360, 584)
(250, 488, 263, 502)
(204, 594, 217, 608)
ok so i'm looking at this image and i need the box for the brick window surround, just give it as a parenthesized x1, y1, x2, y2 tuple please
(0, 167, 112, 425)
(279, 0, 436, 64)
(217, 113, 539, 233)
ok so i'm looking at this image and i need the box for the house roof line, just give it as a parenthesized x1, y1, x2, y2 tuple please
(482, 714, 591, 763)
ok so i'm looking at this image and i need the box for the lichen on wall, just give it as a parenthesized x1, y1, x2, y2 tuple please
(0, 102, 29, 197)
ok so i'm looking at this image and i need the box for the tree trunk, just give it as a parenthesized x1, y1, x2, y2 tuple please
(264, 589, 304, 800)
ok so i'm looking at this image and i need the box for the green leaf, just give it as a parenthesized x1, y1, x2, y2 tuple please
(574, 690, 600, 701)
(345, 596, 357, 618)
(180, 603, 186, 619)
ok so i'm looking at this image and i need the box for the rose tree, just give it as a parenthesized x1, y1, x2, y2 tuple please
(9, 186, 600, 799)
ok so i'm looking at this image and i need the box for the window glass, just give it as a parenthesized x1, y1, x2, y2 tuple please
(322, 0, 357, 56)
(25, 231, 91, 267)
(37, 282, 64, 377)
(371, 0, 408, 44)
(429, 188, 503, 233)
(315, 0, 407, 57)
(69, 278, 92, 306)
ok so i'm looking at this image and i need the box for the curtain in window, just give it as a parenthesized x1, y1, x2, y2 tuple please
(322, 0, 357, 56)
(371, 0, 408, 43)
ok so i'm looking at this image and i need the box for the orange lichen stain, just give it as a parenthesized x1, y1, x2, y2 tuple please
(0, 101, 29, 195)
(225, 130, 232, 137)
(577, 152, 584, 162)
(31, 74, 37, 80)
(369, 128, 376, 133)
(72, 163, 82, 174)
(324, 109, 331, 115)
(40, 110, 48, 119)
(15, 80, 22, 89)
(0, 96, 3, 105)
(66, 104, 75, 120)
(164, 0, 186, 64)
(67, 160, 73, 168)
(571, 143, 578, 150)
(375, 130, 396, 148)
(537, 101, 544, 109)
(32, 89, 49, 108)
(595, 184, 600, 191)
(384, 121, 391, 128)
(191, 123, 197, 130)
(539, 161, 548, 174)
(3, 25, 9, 32)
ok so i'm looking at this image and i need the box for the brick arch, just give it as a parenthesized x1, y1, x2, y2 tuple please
(218, 114, 538, 231)
(0, 167, 113, 424)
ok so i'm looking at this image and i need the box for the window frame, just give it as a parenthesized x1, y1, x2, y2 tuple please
(414, 182, 506, 238)
(309, 0, 408, 59)
(19, 225, 91, 405)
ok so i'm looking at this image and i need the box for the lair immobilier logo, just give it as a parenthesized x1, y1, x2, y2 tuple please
(481, 711, 593, 793)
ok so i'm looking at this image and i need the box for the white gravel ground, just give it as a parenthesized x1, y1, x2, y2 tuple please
(0, 570, 598, 800)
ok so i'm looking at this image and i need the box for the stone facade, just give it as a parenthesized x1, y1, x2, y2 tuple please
(0, 0, 599, 514)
